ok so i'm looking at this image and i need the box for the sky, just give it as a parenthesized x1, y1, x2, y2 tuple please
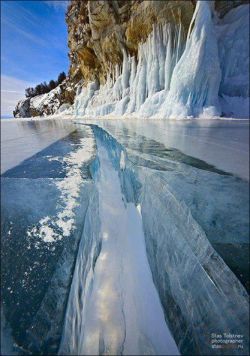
(1, 0, 69, 116)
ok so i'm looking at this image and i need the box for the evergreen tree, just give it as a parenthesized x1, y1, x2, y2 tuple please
(24, 71, 67, 98)
(49, 80, 56, 90)
(35, 84, 43, 95)
(25, 88, 32, 98)
(57, 71, 66, 84)
(42, 81, 50, 93)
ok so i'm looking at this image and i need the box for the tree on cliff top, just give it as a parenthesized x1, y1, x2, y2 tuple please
(25, 71, 67, 98)
(49, 80, 56, 90)
(57, 72, 66, 84)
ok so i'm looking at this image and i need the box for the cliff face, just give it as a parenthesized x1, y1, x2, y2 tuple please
(66, 0, 194, 86)
(66, 0, 248, 87)
(14, 0, 248, 118)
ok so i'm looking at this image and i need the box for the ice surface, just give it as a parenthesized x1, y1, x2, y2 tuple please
(86, 124, 249, 355)
(219, 95, 249, 119)
(1, 119, 75, 174)
(81, 118, 249, 181)
(60, 129, 179, 355)
(140, 172, 249, 355)
(1, 124, 97, 353)
(217, 5, 249, 99)
(216, 5, 250, 118)
(1, 307, 17, 355)
(1, 118, 249, 355)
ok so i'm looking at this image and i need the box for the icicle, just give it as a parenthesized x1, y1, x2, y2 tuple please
(187, 2, 199, 40)
(73, 19, 187, 118)
(146, 25, 160, 97)
(159, 0, 221, 118)
(175, 23, 182, 65)
(164, 25, 173, 91)
(121, 50, 130, 97)
(158, 24, 167, 90)
(129, 56, 136, 88)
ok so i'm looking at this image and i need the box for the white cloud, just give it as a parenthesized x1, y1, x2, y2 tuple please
(44, 1, 69, 11)
(1, 75, 35, 117)
(2, 18, 47, 47)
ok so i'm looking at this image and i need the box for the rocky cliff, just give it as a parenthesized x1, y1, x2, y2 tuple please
(66, 0, 194, 86)
(67, 0, 248, 85)
(14, 0, 249, 118)
(13, 78, 77, 118)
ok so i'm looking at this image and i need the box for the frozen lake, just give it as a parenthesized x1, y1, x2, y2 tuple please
(1, 118, 249, 355)
(1, 119, 75, 174)
(81, 118, 250, 181)
(2, 118, 248, 180)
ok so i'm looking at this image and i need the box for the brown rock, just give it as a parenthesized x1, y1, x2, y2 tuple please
(66, 1, 195, 86)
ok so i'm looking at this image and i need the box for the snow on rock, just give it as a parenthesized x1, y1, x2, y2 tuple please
(13, 79, 76, 118)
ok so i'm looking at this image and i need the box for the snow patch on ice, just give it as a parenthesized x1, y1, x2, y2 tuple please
(27, 126, 95, 244)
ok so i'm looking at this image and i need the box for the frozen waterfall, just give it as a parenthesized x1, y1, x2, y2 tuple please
(74, 21, 185, 118)
(74, 0, 249, 119)
(159, 0, 221, 118)
(217, 4, 250, 118)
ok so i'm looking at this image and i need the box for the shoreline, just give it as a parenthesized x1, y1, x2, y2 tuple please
(2, 114, 250, 123)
